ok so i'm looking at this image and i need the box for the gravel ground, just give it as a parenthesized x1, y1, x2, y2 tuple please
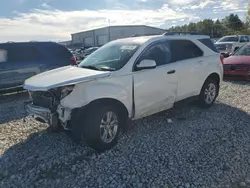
(1, 81, 250, 188)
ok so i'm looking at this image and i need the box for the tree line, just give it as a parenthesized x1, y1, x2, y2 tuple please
(167, 12, 250, 38)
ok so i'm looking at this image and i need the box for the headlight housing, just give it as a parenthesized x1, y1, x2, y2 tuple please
(60, 85, 75, 99)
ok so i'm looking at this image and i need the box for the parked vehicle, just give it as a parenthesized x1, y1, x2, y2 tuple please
(223, 43, 250, 80)
(24, 33, 223, 151)
(0, 42, 76, 91)
(215, 35, 250, 57)
(81, 47, 99, 59)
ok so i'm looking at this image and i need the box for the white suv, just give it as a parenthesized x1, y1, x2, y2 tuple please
(24, 33, 223, 151)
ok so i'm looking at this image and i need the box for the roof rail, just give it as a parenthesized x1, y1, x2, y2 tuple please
(163, 32, 201, 36)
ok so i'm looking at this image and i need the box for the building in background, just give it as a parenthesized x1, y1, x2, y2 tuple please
(58, 40, 72, 46)
(71, 25, 166, 48)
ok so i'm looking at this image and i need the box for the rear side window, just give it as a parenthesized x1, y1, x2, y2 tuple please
(8, 46, 40, 62)
(43, 44, 72, 58)
(198, 38, 219, 53)
(170, 40, 203, 62)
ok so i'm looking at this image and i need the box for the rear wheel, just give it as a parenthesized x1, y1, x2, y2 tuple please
(198, 79, 218, 108)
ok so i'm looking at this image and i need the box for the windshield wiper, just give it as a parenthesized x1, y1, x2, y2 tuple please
(80, 65, 102, 71)
(99, 67, 116, 71)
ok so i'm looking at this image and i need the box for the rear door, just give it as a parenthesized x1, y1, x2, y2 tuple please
(169, 39, 204, 101)
(7, 45, 42, 86)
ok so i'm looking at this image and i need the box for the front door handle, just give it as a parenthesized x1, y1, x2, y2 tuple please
(167, 70, 176, 74)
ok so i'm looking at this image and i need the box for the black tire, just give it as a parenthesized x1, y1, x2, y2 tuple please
(46, 121, 65, 133)
(72, 104, 122, 152)
(198, 78, 218, 108)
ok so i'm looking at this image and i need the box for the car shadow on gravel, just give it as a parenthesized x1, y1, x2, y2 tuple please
(1, 102, 250, 188)
(223, 79, 250, 86)
(0, 91, 28, 124)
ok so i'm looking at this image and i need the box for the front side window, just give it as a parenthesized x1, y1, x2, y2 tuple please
(79, 42, 140, 71)
(170, 40, 203, 62)
(218, 36, 239, 42)
(139, 42, 170, 66)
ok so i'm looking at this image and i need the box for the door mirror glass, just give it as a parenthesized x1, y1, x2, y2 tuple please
(136, 59, 156, 70)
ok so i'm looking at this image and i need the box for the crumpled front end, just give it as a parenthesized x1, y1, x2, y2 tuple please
(25, 86, 75, 130)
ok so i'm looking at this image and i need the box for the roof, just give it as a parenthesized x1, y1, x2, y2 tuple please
(223, 35, 248, 37)
(72, 25, 166, 35)
(109, 34, 210, 45)
(0, 41, 61, 47)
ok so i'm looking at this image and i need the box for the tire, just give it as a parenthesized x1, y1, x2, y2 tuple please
(72, 104, 122, 152)
(198, 78, 218, 108)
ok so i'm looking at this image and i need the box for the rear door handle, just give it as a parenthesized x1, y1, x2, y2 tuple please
(167, 70, 176, 74)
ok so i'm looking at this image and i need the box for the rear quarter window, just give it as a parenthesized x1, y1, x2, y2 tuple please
(42, 44, 73, 59)
(198, 38, 219, 53)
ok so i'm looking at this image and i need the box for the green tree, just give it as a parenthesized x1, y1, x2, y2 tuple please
(223, 14, 244, 31)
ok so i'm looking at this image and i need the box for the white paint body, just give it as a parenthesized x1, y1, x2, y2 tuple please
(24, 35, 223, 122)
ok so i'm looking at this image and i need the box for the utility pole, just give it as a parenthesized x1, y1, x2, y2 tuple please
(108, 19, 111, 42)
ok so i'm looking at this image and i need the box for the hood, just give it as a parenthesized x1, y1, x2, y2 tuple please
(215, 41, 235, 45)
(223, 55, 250, 65)
(24, 65, 111, 91)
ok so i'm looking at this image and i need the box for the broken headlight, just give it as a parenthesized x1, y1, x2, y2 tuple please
(60, 85, 75, 99)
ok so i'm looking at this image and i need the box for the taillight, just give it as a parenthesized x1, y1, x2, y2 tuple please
(220, 55, 224, 64)
(70, 57, 77, 64)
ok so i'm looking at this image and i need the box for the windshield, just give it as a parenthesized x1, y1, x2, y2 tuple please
(78, 42, 141, 71)
(233, 44, 250, 56)
(218, 36, 239, 42)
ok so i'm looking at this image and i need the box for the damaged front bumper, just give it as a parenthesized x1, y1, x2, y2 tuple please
(24, 102, 59, 129)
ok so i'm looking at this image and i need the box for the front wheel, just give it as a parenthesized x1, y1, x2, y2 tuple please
(73, 104, 122, 152)
(198, 79, 218, 108)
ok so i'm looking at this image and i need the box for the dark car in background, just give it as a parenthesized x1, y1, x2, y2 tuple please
(0, 42, 76, 91)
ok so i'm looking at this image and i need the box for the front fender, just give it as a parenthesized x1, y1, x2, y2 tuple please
(60, 77, 133, 116)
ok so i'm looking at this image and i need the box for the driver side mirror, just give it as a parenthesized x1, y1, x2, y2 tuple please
(136, 59, 156, 71)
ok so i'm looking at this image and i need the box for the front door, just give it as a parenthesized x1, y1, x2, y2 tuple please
(133, 41, 178, 119)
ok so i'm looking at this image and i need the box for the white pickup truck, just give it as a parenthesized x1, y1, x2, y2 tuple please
(24, 33, 223, 151)
(215, 35, 250, 57)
